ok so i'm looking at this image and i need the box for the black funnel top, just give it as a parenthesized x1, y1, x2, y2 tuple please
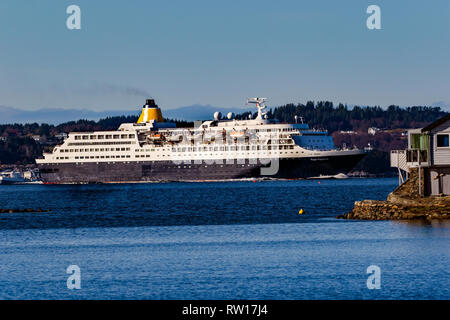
(145, 99, 157, 107)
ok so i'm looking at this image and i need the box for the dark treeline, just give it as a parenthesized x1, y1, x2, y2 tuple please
(0, 117, 192, 138)
(266, 101, 446, 132)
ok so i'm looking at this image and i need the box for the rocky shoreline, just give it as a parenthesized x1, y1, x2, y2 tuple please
(337, 168, 450, 221)
(336, 199, 449, 220)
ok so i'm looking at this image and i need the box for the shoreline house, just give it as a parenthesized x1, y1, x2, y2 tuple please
(391, 114, 450, 196)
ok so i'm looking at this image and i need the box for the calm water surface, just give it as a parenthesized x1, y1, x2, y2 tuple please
(0, 178, 448, 299)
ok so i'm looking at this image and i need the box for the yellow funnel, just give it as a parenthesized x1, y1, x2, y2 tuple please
(137, 99, 164, 123)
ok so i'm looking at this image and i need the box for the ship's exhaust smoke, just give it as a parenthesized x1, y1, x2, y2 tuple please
(78, 84, 151, 98)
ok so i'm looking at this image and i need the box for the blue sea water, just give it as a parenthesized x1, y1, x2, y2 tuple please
(0, 178, 448, 299)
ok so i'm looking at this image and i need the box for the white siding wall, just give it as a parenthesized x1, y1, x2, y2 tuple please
(431, 121, 450, 166)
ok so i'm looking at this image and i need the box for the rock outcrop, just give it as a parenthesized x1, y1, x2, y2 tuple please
(338, 168, 450, 220)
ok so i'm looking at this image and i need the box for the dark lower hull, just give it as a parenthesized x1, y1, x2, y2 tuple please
(37, 153, 366, 184)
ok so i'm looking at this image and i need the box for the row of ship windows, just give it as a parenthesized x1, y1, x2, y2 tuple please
(228, 128, 295, 132)
(170, 145, 294, 152)
(69, 148, 275, 154)
(59, 145, 295, 153)
(55, 150, 304, 160)
(71, 132, 298, 141)
(73, 134, 135, 140)
(158, 164, 256, 169)
(60, 148, 131, 153)
(67, 141, 133, 146)
(57, 155, 132, 160)
(303, 138, 329, 143)
(136, 152, 292, 158)
(170, 151, 300, 157)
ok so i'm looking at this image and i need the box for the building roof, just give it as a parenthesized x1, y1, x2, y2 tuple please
(421, 114, 450, 133)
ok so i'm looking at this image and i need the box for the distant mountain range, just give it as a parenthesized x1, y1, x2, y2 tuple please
(0, 104, 251, 125)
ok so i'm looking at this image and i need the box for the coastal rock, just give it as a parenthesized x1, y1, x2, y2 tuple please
(338, 168, 450, 221)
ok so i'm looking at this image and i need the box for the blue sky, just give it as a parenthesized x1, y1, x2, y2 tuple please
(0, 0, 449, 112)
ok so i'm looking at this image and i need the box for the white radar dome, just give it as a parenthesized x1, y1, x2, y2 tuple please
(227, 112, 235, 120)
(213, 111, 222, 121)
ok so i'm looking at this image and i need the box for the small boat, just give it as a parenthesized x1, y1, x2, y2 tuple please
(309, 173, 348, 179)
(0, 170, 26, 185)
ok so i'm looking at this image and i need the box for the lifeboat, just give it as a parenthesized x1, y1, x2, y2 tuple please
(230, 131, 245, 137)
(147, 132, 163, 141)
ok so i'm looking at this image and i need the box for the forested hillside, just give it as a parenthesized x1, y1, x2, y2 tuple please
(241, 101, 445, 133)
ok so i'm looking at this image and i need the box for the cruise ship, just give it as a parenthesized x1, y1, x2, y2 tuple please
(36, 98, 367, 183)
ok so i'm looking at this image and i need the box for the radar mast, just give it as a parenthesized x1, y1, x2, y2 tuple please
(247, 97, 268, 120)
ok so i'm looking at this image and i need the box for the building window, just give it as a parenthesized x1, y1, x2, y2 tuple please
(437, 134, 449, 147)
(410, 133, 429, 150)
